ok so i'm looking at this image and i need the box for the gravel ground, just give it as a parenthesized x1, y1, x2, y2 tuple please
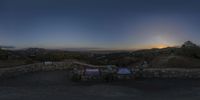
(0, 71, 200, 100)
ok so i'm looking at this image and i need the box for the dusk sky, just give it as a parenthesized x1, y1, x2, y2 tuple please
(1, 0, 200, 50)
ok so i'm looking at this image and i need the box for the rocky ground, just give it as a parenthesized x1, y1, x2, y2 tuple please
(0, 71, 200, 100)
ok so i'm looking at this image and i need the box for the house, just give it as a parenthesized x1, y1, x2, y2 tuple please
(71, 65, 102, 81)
(84, 68, 101, 77)
(117, 67, 131, 74)
(44, 61, 53, 65)
(116, 67, 134, 79)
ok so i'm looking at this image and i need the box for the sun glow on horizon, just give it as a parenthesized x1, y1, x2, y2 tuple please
(156, 44, 168, 49)
(151, 44, 169, 49)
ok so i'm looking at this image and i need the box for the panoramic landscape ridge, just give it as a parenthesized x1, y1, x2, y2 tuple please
(1, 0, 200, 100)
(0, 40, 193, 51)
(1, 40, 200, 68)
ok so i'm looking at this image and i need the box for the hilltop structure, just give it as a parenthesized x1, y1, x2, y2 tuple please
(182, 41, 198, 48)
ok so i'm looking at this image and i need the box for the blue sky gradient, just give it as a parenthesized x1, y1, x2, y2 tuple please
(1, 0, 200, 49)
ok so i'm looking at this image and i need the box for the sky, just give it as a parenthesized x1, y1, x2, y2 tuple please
(1, 0, 200, 50)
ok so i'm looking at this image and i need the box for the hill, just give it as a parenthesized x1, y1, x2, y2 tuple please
(151, 55, 200, 68)
(0, 41, 200, 68)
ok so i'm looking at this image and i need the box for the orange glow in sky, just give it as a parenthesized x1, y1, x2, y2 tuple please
(155, 44, 168, 49)
(128, 43, 170, 50)
(150, 44, 169, 49)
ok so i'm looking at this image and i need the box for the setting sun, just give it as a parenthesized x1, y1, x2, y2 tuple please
(156, 44, 168, 49)
(148, 44, 169, 49)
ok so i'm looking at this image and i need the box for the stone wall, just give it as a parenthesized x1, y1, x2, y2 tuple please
(0, 62, 73, 79)
(137, 68, 200, 79)
(1, 61, 200, 79)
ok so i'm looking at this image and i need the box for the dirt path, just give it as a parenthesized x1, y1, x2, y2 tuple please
(0, 71, 200, 100)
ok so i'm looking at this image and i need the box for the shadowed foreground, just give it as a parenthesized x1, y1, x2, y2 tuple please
(0, 71, 200, 100)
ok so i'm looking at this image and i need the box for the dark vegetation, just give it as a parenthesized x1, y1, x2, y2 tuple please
(1, 41, 200, 68)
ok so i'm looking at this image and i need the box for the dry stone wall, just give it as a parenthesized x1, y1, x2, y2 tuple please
(1, 61, 200, 79)
(0, 62, 73, 78)
(137, 68, 200, 79)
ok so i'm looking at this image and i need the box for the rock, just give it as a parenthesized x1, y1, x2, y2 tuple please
(182, 41, 198, 48)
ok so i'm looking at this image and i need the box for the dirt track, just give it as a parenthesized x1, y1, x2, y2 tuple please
(0, 71, 200, 100)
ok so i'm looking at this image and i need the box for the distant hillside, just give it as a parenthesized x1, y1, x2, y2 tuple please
(146, 41, 200, 68)
(176, 41, 200, 58)
(0, 41, 200, 68)
(151, 55, 200, 68)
